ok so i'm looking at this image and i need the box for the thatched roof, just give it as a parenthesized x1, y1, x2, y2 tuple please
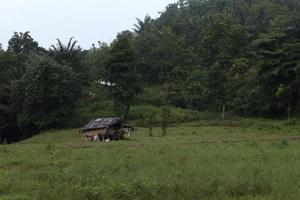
(80, 118, 131, 133)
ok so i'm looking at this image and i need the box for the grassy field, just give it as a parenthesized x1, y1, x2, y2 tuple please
(1, 118, 300, 200)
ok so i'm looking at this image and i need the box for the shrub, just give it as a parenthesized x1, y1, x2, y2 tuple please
(275, 139, 289, 149)
(129, 105, 210, 126)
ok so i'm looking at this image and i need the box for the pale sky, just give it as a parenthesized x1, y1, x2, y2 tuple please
(0, 0, 177, 50)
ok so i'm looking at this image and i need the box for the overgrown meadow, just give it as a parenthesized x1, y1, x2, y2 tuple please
(1, 118, 300, 200)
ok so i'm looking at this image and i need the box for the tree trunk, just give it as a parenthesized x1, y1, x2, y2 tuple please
(222, 104, 226, 120)
(287, 103, 291, 121)
(121, 107, 125, 119)
(121, 104, 131, 120)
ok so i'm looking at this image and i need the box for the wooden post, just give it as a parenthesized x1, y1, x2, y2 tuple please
(128, 128, 131, 138)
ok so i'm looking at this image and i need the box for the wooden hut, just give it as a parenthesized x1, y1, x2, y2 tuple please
(79, 118, 133, 141)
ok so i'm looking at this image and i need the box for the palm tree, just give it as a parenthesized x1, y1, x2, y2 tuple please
(50, 37, 80, 55)
(133, 15, 153, 34)
(49, 37, 84, 74)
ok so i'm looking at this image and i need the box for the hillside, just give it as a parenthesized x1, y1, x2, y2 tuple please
(1, 0, 300, 142)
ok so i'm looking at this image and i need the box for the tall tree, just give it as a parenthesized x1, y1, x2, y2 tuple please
(0, 52, 21, 142)
(84, 42, 110, 82)
(200, 12, 248, 118)
(104, 31, 141, 118)
(253, 16, 300, 117)
(50, 37, 87, 94)
(7, 31, 44, 55)
(11, 55, 79, 132)
(0, 50, 28, 142)
(50, 37, 83, 72)
(133, 15, 153, 34)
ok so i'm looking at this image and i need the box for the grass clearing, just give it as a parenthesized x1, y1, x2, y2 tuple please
(1, 118, 300, 199)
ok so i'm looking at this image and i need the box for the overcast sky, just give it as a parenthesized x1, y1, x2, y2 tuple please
(0, 0, 176, 50)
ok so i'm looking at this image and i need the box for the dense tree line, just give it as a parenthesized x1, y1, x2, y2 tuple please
(0, 0, 299, 142)
(130, 0, 300, 119)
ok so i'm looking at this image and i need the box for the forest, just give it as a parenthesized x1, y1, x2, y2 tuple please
(0, 0, 299, 142)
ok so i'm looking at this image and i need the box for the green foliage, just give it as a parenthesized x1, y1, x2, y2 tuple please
(134, 26, 196, 86)
(104, 31, 141, 118)
(0, 52, 25, 115)
(185, 69, 209, 110)
(252, 15, 300, 117)
(273, 139, 289, 149)
(0, 51, 28, 142)
(68, 99, 115, 128)
(136, 86, 168, 106)
(133, 15, 154, 34)
(128, 105, 161, 123)
(10, 55, 79, 131)
(132, 0, 300, 117)
(50, 37, 88, 93)
(84, 42, 110, 82)
(7, 31, 45, 55)
(129, 105, 213, 126)
(138, 106, 156, 137)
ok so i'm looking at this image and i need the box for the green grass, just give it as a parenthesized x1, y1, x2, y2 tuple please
(1, 118, 300, 200)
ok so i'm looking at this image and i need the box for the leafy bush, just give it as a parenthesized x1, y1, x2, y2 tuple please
(161, 106, 171, 136)
(129, 105, 212, 126)
(273, 139, 289, 149)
